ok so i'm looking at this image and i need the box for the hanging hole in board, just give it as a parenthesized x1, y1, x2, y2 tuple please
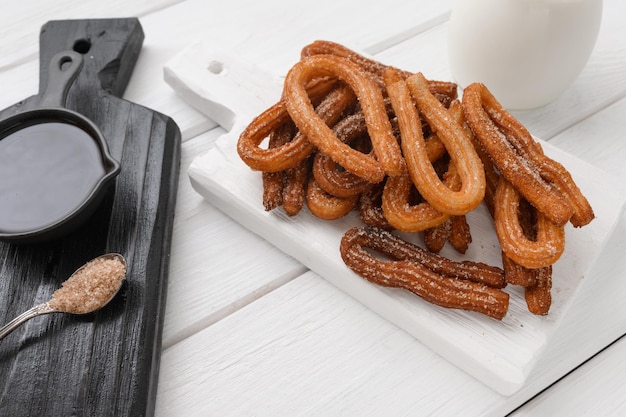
(73, 39, 92, 54)
(207, 60, 224, 75)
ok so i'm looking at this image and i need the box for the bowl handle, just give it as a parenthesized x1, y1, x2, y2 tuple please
(39, 51, 84, 108)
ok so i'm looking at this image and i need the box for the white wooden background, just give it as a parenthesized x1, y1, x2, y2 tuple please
(1, 0, 625, 416)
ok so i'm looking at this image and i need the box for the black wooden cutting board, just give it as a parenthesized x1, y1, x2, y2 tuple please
(0, 18, 181, 417)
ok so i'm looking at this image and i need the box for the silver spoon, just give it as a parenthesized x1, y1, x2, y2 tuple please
(0, 253, 127, 340)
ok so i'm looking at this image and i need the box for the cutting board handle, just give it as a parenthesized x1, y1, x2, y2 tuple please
(164, 42, 282, 131)
(39, 18, 145, 98)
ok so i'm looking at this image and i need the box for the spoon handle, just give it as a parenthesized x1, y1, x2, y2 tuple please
(0, 302, 57, 340)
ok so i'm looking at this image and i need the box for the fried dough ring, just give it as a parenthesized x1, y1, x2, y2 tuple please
(385, 70, 485, 215)
(539, 160, 595, 228)
(312, 112, 375, 197)
(382, 173, 451, 232)
(262, 120, 297, 211)
(300, 40, 459, 103)
(381, 106, 463, 233)
(344, 227, 505, 288)
(306, 177, 358, 220)
(259, 87, 349, 215)
(494, 177, 565, 269)
(262, 170, 283, 211)
(423, 218, 451, 253)
(340, 227, 508, 319)
(422, 118, 473, 255)
(282, 157, 310, 216)
(462, 82, 593, 227)
(448, 215, 472, 254)
(524, 265, 553, 315)
(358, 182, 393, 230)
(443, 100, 474, 254)
(283, 54, 405, 178)
(501, 254, 537, 287)
(237, 79, 349, 172)
(312, 151, 372, 197)
(301, 40, 398, 91)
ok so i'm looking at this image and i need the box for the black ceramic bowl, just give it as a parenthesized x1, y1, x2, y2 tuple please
(0, 51, 120, 244)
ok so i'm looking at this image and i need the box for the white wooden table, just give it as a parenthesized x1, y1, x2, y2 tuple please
(2, 1, 625, 415)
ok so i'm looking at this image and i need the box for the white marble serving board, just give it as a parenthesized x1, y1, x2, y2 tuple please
(165, 42, 626, 395)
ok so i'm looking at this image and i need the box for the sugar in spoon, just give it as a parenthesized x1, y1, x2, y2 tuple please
(0, 253, 127, 340)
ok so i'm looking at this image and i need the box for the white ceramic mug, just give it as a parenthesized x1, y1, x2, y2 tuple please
(448, 0, 603, 109)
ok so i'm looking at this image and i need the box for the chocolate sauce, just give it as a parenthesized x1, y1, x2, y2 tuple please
(0, 121, 106, 233)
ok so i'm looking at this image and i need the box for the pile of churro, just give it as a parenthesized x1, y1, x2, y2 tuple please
(236, 40, 594, 320)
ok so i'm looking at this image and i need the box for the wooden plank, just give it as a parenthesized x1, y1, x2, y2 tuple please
(0, 0, 185, 70)
(163, 128, 306, 348)
(509, 336, 626, 417)
(549, 96, 626, 194)
(374, 0, 626, 140)
(83, 0, 454, 138)
(0, 18, 180, 417)
(0, 0, 455, 141)
(156, 205, 626, 416)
